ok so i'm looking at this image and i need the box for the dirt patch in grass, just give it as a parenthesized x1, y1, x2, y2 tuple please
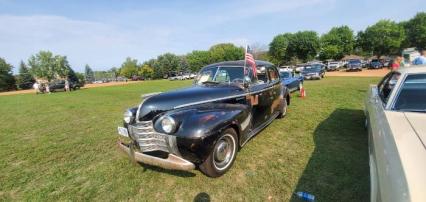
(0, 81, 144, 96)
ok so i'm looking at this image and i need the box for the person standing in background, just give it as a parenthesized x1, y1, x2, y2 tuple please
(45, 82, 51, 94)
(391, 56, 402, 70)
(33, 82, 40, 94)
(413, 50, 426, 65)
(65, 79, 70, 92)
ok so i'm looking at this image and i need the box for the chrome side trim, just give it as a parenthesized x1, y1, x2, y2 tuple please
(240, 113, 251, 131)
(241, 112, 280, 146)
(141, 92, 162, 99)
(173, 85, 276, 109)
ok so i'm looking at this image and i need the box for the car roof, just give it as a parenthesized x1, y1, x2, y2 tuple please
(397, 65, 426, 74)
(204, 60, 274, 68)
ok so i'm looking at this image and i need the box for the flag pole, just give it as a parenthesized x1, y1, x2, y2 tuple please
(243, 45, 248, 87)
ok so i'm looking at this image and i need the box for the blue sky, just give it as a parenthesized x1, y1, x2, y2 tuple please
(0, 0, 425, 73)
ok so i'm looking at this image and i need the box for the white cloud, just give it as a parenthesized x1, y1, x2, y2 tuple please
(0, 15, 178, 72)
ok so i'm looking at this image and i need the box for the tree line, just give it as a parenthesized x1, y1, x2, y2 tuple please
(269, 12, 426, 66)
(0, 51, 84, 91)
(1, 12, 425, 91)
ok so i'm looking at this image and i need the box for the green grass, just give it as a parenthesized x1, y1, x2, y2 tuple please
(0, 77, 379, 201)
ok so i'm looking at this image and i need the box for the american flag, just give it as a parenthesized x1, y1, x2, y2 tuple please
(245, 45, 257, 77)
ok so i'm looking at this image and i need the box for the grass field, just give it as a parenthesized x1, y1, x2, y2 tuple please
(0, 77, 380, 201)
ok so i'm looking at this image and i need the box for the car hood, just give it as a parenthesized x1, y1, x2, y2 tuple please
(404, 112, 426, 148)
(137, 84, 245, 121)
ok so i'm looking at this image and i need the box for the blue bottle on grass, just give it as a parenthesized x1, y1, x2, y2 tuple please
(295, 192, 315, 201)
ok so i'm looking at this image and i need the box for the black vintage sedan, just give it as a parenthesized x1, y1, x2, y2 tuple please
(117, 60, 291, 177)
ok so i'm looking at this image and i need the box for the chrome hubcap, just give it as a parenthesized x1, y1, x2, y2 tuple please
(213, 134, 235, 170)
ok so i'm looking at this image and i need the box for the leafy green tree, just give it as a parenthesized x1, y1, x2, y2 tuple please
(119, 57, 139, 78)
(404, 12, 426, 50)
(28, 51, 73, 81)
(269, 33, 293, 65)
(75, 72, 86, 85)
(28, 51, 56, 81)
(143, 59, 162, 79)
(139, 64, 154, 79)
(186, 50, 211, 73)
(0, 57, 16, 91)
(156, 53, 180, 78)
(110, 67, 118, 79)
(16, 60, 35, 89)
(178, 56, 189, 72)
(208, 43, 244, 63)
(357, 20, 405, 57)
(54, 55, 71, 78)
(84, 64, 95, 82)
(319, 26, 355, 60)
(287, 31, 320, 62)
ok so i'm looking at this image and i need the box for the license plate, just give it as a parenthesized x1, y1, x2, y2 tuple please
(117, 127, 129, 137)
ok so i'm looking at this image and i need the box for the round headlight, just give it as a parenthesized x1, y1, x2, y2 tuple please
(161, 116, 176, 134)
(123, 110, 133, 124)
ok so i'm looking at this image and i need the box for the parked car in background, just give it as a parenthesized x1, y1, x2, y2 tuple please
(189, 73, 197, 79)
(48, 80, 83, 92)
(168, 72, 180, 80)
(326, 61, 341, 71)
(181, 73, 191, 80)
(361, 60, 368, 68)
(279, 69, 303, 92)
(382, 59, 391, 68)
(295, 64, 306, 73)
(117, 60, 291, 177)
(365, 66, 426, 202)
(347, 59, 362, 71)
(301, 64, 325, 80)
(369, 59, 383, 69)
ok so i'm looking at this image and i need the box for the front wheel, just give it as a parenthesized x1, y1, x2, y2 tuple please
(199, 128, 238, 177)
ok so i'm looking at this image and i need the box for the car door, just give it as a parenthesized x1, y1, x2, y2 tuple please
(286, 73, 297, 90)
(367, 72, 404, 202)
(249, 66, 272, 129)
(266, 66, 282, 117)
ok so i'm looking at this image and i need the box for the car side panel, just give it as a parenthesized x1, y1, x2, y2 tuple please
(367, 87, 410, 202)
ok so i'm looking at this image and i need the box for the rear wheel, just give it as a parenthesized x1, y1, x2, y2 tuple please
(199, 128, 238, 177)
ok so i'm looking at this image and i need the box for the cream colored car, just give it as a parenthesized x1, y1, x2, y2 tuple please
(365, 66, 426, 202)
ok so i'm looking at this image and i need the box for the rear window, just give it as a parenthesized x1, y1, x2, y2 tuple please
(394, 74, 426, 112)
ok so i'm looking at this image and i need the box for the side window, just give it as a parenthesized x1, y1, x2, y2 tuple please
(394, 74, 426, 111)
(378, 72, 401, 104)
(267, 67, 279, 82)
(256, 66, 268, 84)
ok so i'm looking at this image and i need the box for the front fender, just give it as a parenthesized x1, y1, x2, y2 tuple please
(155, 103, 250, 163)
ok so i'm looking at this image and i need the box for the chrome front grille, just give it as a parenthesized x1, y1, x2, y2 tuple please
(129, 121, 179, 154)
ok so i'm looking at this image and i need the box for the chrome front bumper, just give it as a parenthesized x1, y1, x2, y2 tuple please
(118, 121, 195, 171)
(117, 141, 195, 171)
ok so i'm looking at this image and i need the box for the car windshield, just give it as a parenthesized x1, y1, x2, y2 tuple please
(195, 66, 250, 85)
(371, 59, 380, 63)
(303, 66, 321, 72)
(279, 71, 291, 78)
(349, 60, 361, 64)
(394, 74, 426, 112)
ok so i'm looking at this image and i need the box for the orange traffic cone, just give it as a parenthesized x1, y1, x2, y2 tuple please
(299, 86, 306, 98)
